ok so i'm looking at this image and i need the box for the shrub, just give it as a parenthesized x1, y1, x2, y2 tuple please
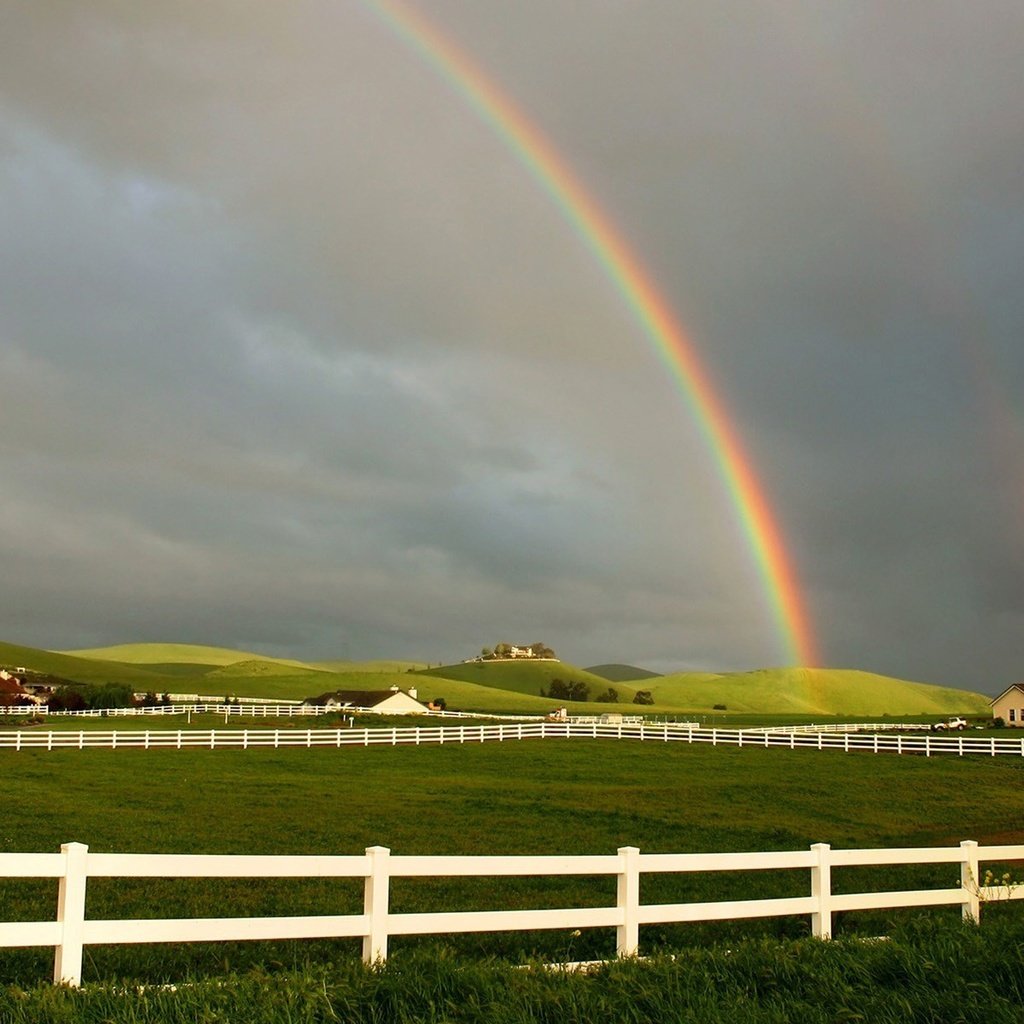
(47, 686, 88, 712)
(713, 703, 727, 711)
(542, 679, 591, 702)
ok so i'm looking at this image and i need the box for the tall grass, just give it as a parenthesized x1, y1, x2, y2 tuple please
(3, 916, 1023, 1023)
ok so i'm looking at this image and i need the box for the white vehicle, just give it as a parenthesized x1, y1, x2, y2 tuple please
(932, 716, 968, 731)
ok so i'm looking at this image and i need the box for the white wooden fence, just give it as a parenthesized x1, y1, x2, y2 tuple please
(749, 722, 951, 734)
(2, 839, 1020, 986)
(2, 720, 1024, 756)
(38, 703, 543, 722)
(48, 703, 331, 718)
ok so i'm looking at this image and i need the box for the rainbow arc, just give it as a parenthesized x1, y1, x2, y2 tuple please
(362, 0, 818, 666)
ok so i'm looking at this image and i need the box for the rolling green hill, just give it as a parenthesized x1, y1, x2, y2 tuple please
(646, 667, 990, 716)
(416, 660, 618, 699)
(2, 639, 992, 716)
(63, 643, 316, 671)
(585, 664, 662, 682)
(0, 641, 176, 686)
(205, 659, 334, 679)
(311, 660, 427, 674)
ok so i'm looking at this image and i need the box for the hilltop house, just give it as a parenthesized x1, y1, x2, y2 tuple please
(990, 683, 1024, 726)
(473, 643, 557, 662)
(302, 685, 427, 715)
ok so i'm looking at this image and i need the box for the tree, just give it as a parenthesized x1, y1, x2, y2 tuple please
(595, 687, 619, 703)
(542, 678, 590, 702)
(632, 690, 654, 706)
(48, 686, 88, 712)
(481, 647, 493, 659)
(86, 683, 135, 710)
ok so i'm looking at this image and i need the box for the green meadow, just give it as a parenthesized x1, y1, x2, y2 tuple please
(3, 737, 1024, 988)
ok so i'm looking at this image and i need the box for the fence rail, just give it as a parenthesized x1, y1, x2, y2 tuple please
(749, 722, 950, 734)
(31, 703, 544, 721)
(2, 721, 1024, 756)
(3, 839, 1022, 986)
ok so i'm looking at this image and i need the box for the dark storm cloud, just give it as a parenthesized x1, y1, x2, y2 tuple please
(1, 2, 1022, 688)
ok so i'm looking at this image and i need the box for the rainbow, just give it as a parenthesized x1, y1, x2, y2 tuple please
(361, 0, 818, 667)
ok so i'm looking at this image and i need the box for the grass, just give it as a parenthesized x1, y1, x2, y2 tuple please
(4, 918, 1024, 1023)
(648, 666, 992, 715)
(3, 738, 1024, 986)
(583, 662, 663, 681)
(61, 643, 315, 670)
(0, 641, 174, 687)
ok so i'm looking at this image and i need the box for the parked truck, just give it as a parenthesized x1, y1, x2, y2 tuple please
(932, 716, 968, 731)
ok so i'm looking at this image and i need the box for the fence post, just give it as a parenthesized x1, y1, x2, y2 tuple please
(53, 842, 89, 986)
(616, 846, 641, 957)
(363, 846, 391, 964)
(960, 840, 981, 923)
(810, 842, 832, 939)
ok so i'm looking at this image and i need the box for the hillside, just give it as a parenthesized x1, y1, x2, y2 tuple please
(646, 667, 990, 716)
(0, 640, 177, 687)
(205, 659, 334, 679)
(1, 639, 992, 716)
(64, 643, 316, 671)
(311, 660, 427, 674)
(416, 660, 620, 699)
(585, 664, 662, 682)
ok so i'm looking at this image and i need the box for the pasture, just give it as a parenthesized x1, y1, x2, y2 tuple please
(3, 737, 1024, 985)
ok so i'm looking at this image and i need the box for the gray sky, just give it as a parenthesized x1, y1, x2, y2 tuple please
(2, 2, 1022, 690)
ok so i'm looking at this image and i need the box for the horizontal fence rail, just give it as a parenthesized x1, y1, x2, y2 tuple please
(26, 704, 546, 722)
(748, 722, 951, 734)
(2, 721, 1024, 757)
(3, 840, 1022, 986)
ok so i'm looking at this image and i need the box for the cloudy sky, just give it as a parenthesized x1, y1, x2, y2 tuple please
(2, 2, 1022, 689)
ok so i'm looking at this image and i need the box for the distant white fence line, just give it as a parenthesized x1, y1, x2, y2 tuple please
(49, 704, 332, 718)
(749, 722, 953, 734)
(2, 721, 1023, 756)
(3, 839, 1021, 987)
(13, 703, 543, 722)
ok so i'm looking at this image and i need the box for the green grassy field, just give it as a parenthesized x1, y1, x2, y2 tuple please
(3, 737, 1024, 986)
